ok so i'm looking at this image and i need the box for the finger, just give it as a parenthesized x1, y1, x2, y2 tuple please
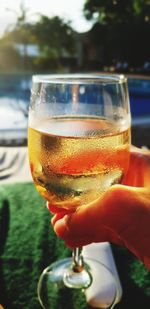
(51, 213, 67, 226)
(123, 148, 150, 187)
(53, 189, 122, 244)
(47, 202, 75, 215)
(53, 184, 150, 257)
(64, 231, 124, 249)
(53, 210, 123, 248)
(53, 209, 95, 239)
(47, 203, 65, 214)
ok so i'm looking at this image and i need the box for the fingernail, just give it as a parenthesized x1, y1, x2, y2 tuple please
(51, 213, 65, 226)
(54, 215, 69, 236)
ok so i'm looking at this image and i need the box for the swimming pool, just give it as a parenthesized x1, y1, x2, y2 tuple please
(0, 73, 149, 142)
(128, 76, 150, 118)
(0, 74, 30, 143)
(0, 74, 149, 115)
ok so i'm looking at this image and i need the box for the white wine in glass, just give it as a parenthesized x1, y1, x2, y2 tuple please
(29, 117, 130, 209)
(28, 74, 131, 308)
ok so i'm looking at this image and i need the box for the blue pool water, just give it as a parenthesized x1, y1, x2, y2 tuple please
(0, 74, 150, 124)
(0, 74, 149, 143)
(0, 74, 31, 141)
(0, 74, 31, 103)
(128, 78, 150, 117)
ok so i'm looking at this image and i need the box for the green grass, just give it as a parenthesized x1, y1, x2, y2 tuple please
(0, 182, 149, 308)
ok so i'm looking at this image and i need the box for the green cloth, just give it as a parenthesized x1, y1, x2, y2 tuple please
(0, 182, 149, 309)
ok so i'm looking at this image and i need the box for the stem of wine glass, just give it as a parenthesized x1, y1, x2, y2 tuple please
(63, 247, 92, 289)
(72, 247, 84, 272)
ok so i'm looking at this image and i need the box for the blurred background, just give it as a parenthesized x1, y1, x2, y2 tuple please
(0, 0, 150, 74)
(0, 2, 150, 308)
(0, 0, 150, 147)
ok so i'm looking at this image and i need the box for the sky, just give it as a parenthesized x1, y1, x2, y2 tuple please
(0, 0, 93, 37)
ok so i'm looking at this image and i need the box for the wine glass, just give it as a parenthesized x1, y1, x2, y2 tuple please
(28, 74, 131, 308)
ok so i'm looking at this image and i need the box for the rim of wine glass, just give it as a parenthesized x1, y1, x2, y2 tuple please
(32, 73, 127, 85)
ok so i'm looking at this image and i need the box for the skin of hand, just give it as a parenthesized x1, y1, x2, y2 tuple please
(48, 147, 150, 270)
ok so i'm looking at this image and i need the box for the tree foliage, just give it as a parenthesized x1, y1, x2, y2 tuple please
(0, 0, 149, 72)
(33, 15, 75, 54)
(83, 0, 150, 67)
(0, 3, 76, 72)
(32, 15, 76, 70)
(0, 45, 21, 71)
(84, 0, 150, 25)
(3, 1, 35, 45)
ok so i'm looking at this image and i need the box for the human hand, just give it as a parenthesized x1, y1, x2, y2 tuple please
(48, 147, 150, 270)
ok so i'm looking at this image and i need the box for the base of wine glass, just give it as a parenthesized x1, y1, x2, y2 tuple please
(37, 257, 118, 309)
